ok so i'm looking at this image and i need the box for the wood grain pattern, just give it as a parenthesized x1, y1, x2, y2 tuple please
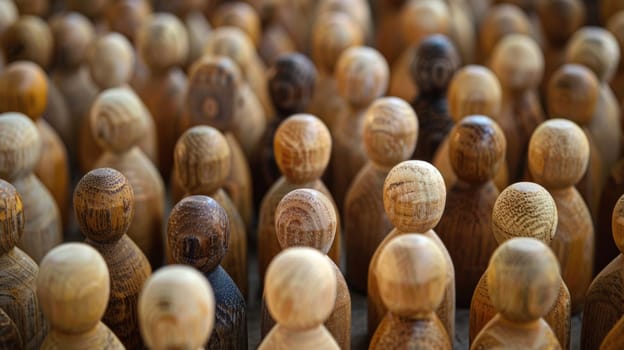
(75, 168, 152, 350)
(471, 238, 562, 350)
(38, 243, 124, 350)
(0, 179, 47, 350)
(607, 12, 624, 105)
(259, 247, 339, 350)
(478, 4, 531, 64)
(174, 126, 248, 298)
(345, 97, 418, 292)
(167, 196, 247, 350)
(0, 113, 62, 263)
(0, 308, 22, 350)
(596, 159, 624, 273)
(600, 313, 624, 349)
(368, 161, 455, 345)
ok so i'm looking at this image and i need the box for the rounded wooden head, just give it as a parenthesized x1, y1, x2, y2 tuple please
(74, 168, 135, 243)
(186, 55, 242, 132)
(547, 64, 599, 126)
(268, 52, 316, 117)
(487, 237, 561, 322)
(399, 0, 450, 45)
(275, 189, 337, 254)
(601, 0, 624, 24)
(37, 243, 110, 334)
(0, 1, 17, 34)
(449, 115, 506, 183)
(49, 12, 95, 71)
(174, 126, 231, 195)
(167, 195, 229, 272)
(383, 160, 446, 233)
(410, 34, 460, 95)
(105, 0, 152, 43)
(139, 265, 215, 350)
(1, 15, 52, 68)
(212, 2, 261, 47)
(480, 4, 531, 60)
(137, 13, 189, 72)
(312, 12, 364, 74)
(0, 112, 41, 180)
(13, 0, 48, 16)
(566, 27, 620, 82)
(66, 0, 108, 20)
(492, 182, 558, 244)
(490, 34, 544, 92)
(537, 0, 585, 46)
(363, 97, 418, 168)
(90, 88, 147, 153)
(448, 65, 502, 122)
(0, 179, 24, 255)
(607, 11, 624, 69)
(264, 247, 336, 330)
(315, 0, 370, 38)
(528, 119, 589, 189)
(376, 234, 447, 318)
(0, 61, 48, 121)
(274, 114, 332, 184)
(336, 46, 389, 108)
(203, 26, 255, 68)
(88, 33, 134, 89)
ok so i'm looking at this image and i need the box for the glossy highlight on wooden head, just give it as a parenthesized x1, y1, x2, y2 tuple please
(566, 26, 620, 82)
(0, 61, 48, 121)
(0, 179, 24, 255)
(336, 46, 389, 108)
(490, 34, 544, 92)
(137, 12, 189, 72)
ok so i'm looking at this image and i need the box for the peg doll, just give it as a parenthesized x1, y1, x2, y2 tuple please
(212, 1, 261, 49)
(478, 4, 531, 64)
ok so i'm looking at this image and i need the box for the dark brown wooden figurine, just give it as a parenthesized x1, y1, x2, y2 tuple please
(174, 126, 248, 297)
(471, 238, 562, 349)
(167, 195, 247, 350)
(91, 88, 165, 268)
(368, 160, 455, 344)
(410, 34, 460, 162)
(469, 182, 571, 349)
(0, 179, 47, 349)
(75, 167, 152, 349)
(0, 61, 70, 232)
(0, 113, 61, 263)
(261, 189, 351, 348)
(528, 119, 594, 313)
(344, 97, 418, 292)
(369, 234, 452, 350)
(258, 114, 340, 284)
(37, 243, 124, 350)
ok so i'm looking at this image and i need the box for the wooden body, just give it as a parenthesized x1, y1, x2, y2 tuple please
(370, 313, 451, 350)
(601, 314, 624, 350)
(0, 308, 22, 349)
(589, 85, 622, 182)
(471, 316, 561, 350)
(411, 93, 452, 162)
(40, 323, 124, 350)
(596, 160, 624, 272)
(259, 326, 339, 350)
(205, 266, 247, 350)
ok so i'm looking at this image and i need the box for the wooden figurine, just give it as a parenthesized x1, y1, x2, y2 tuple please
(256, 2, 296, 66)
(178, 56, 254, 231)
(37, 243, 125, 350)
(139, 265, 216, 350)
(432, 65, 507, 190)
(388, 0, 450, 102)
(528, 119, 594, 313)
(582, 194, 624, 350)
(136, 12, 188, 182)
(91, 88, 165, 268)
(471, 238, 562, 349)
(13, 0, 48, 17)
(0, 307, 22, 349)
(369, 234, 452, 350)
(174, 126, 248, 297)
(261, 189, 351, 348)
(257, 114, 340, 284)
(167, 195, 247, 350)
(48, 12, 98, 165)
(65, 0, 108, 32)
(308, 12, 363, 130)
(410, 34, 460, 162)
(368, 160, 455, 343)
(607, 12, 624, 104)
(0, 113, 61, 262)
(75, 167, 152, 349)
(469, 182, 571, 349)
(601, 313, 624, 350)
(259, 247, 339, 350)
(374, 0, 407, 65)
(0, 61, 70, 232)
(478, 4, 531, 64)
(0, 15, 72, 149)
(344, 97, 418, 292)
(212, 1, 261, 50)
(82, 32, 158, 173)
(252, 52, 316, 209)
(435, 115, 506, 308)
(0, 0, 17, 73)
(490, 34, 545, 181)
(314, 0, 373, 46)
(566, 27, 621, 185)
(0, 178, 47, 349)
(332, 46, 389, 212)
(536, 0, 586, 104)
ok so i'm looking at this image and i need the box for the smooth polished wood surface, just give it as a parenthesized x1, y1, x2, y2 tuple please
(478, 4, 531, 64)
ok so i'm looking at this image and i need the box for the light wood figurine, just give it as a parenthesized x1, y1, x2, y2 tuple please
(478, 4, 531, 64)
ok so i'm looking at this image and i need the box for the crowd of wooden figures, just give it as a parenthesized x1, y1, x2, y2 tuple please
(4, 0, 624, 349)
